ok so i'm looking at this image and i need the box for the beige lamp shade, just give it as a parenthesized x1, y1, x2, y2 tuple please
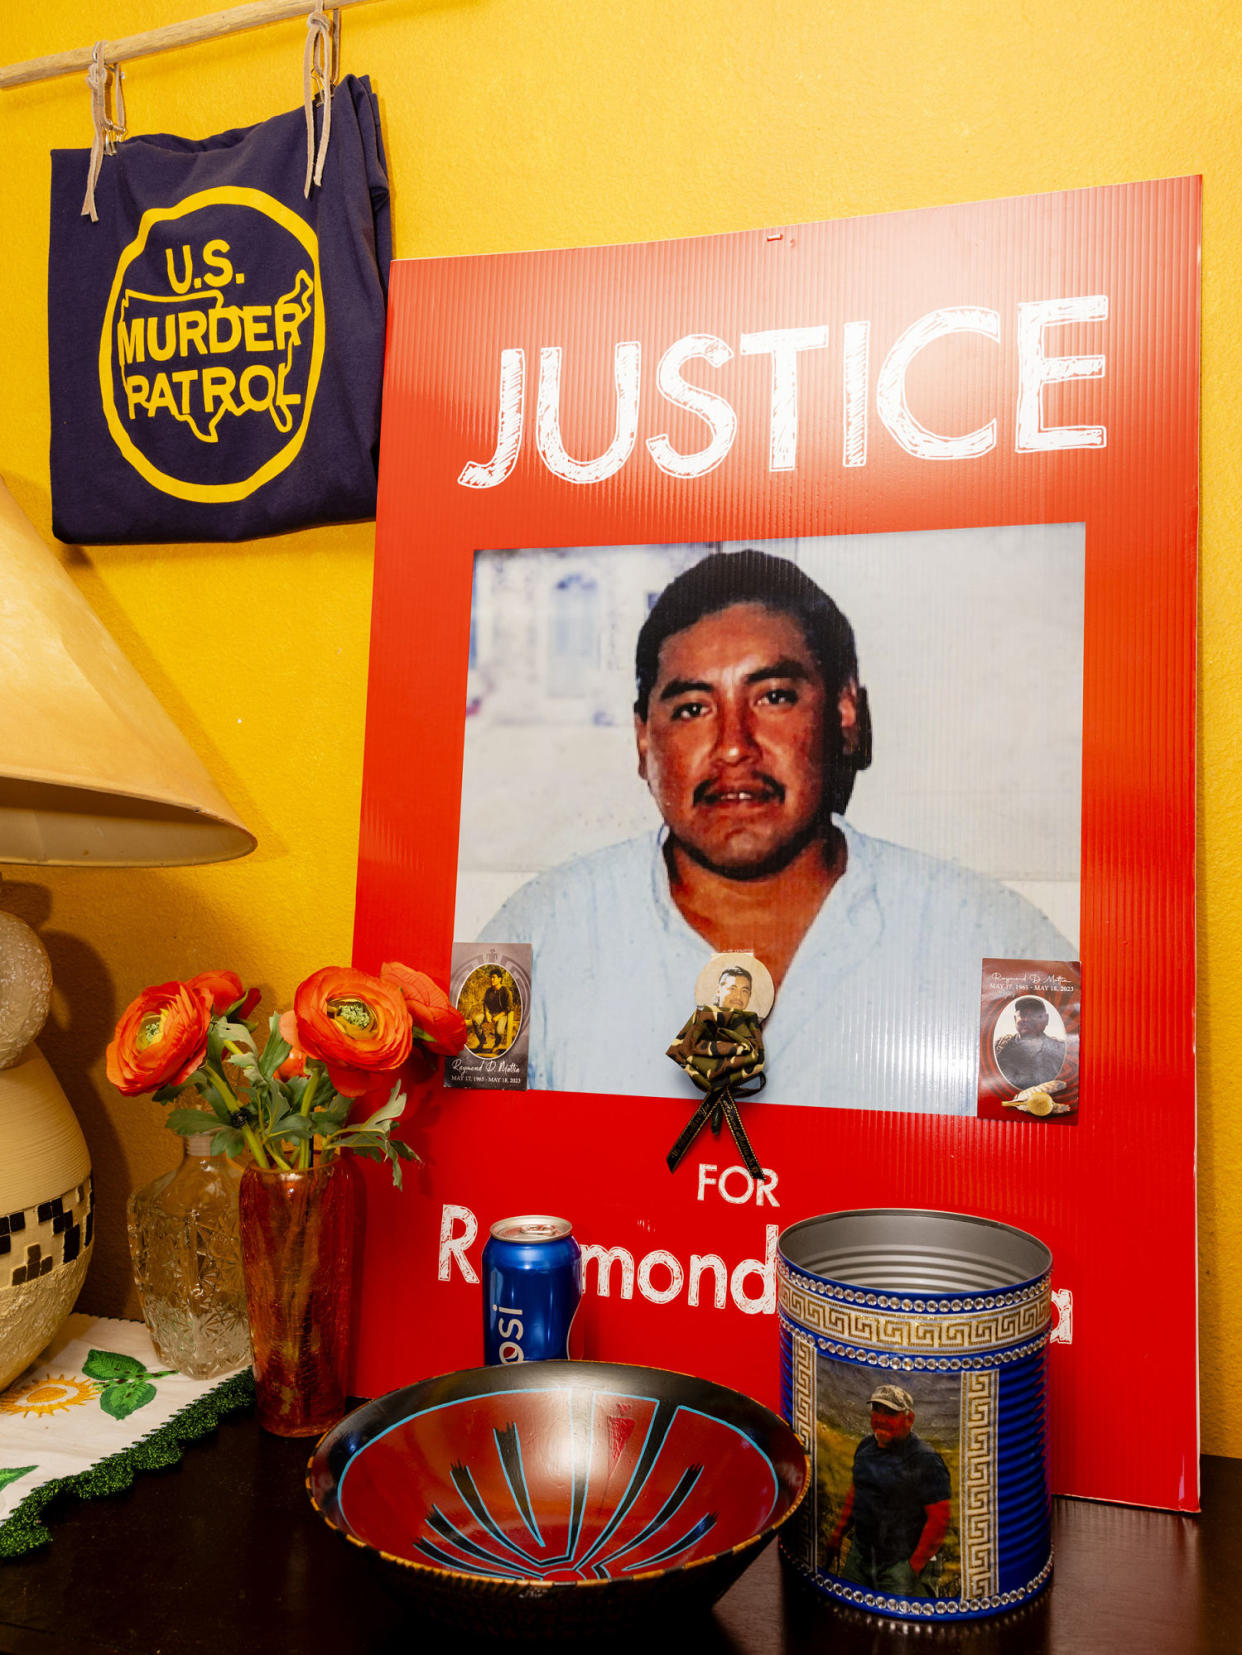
(0, 478, 254, 866)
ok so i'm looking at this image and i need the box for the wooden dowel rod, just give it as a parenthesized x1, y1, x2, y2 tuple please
(0, 0, 371, 91)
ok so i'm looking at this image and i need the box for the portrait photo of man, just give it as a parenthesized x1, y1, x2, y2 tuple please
(459, 528, 1083, 1112)
(994, 996, 1066, 1090)
(469, 966, 517, 1054)
(825, 1383, 953, 1600)
(714, 966, 751, 1011)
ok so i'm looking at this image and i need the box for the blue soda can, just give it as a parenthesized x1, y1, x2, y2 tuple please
(482, 1215, 582, 1365)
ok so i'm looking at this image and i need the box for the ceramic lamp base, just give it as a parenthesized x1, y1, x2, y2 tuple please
(0, 1045, 93, 1391)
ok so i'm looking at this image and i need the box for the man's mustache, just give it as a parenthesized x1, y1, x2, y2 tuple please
(693, 773, 786, 806)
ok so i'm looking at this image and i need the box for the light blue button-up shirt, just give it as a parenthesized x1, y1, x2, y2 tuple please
(480, 819, 1073, 1114)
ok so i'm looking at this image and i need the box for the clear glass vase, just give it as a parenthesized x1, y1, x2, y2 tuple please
(127, 1133, 251, 1379)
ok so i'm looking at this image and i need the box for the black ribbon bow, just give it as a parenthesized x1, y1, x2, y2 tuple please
(665, 1004, 770, 1183)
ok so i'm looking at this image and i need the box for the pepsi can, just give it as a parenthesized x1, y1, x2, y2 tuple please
(483, 1215, 582, 1365)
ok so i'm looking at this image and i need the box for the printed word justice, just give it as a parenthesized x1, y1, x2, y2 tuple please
(459, 296, 1109, 487)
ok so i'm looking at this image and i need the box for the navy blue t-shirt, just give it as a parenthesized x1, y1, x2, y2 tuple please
(851, 1431, 951, 1562)
(49, 77, 390, 544)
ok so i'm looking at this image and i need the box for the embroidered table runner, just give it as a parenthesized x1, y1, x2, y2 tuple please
(0, 1313, 252, 1558)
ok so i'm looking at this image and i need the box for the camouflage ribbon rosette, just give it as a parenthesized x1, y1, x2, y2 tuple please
(665, 954, 774, 1183)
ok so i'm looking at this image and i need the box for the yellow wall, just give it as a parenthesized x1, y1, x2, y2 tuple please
(1, 1, 1236, 1451)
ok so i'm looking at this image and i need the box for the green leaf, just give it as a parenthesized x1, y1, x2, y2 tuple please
(152, 1083, 184, 1105)
(383, 1136, 420, 1188)
(337, 1139, 382, 1161)
(166, 1108, 222, 1136)
(284, 1075, 313, 1108)
(257, 1021, 293, 1081)
(272, 1115, 312, 1142)
(210, 1127, 246, 1158)
(195, 1085, 233, 1124)
(99, 1379, 157, 1420)
(383, 1138, 417, 1187)
(218, 1019, 255, 1049)
(350, 1091, 408, 1137)
(83, 1350, 148, 1383)
(310, 1099, 350, 1134)
(186, 1070, 235, 1124)
(205, 1020, 226, 1070)
(0, 1466, 36, 1494)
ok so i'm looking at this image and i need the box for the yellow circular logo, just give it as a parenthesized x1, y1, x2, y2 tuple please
(99, 187, 325, 503)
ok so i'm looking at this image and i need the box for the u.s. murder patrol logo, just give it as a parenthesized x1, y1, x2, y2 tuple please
(99, 187, 325, 503)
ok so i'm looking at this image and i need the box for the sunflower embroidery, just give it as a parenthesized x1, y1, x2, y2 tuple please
(0, 1375, 99, 1418)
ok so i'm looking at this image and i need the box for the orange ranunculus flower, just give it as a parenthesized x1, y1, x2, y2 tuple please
(106, 980, 213, 1096)
(188, 969, 260, 1020)
(291, 966, 412, 1098)
(276, 1009, 309, 1080)
(381, 962, 468, 1056)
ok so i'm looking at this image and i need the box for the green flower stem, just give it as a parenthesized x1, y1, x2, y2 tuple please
(240, 1121, 271, 1170)
(201, 1064, 239, 1117)
(297, 1068, 322, 1171)
(201, 1063, 291, 1172)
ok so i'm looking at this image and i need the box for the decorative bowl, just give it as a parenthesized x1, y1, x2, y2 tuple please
(307, 1359, 809, 1638)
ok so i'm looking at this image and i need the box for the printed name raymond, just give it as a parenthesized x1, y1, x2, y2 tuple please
(439, 1203, 781, 1315)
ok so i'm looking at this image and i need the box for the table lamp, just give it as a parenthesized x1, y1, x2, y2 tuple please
(0, 476, 255, 1389)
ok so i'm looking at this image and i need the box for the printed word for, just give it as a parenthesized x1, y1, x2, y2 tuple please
(697, 1163, 780, 1205)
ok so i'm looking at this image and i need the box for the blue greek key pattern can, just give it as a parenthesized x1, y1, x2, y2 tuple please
(777, 1208, 1052, 1623)
(482, 1215, 582, 1365)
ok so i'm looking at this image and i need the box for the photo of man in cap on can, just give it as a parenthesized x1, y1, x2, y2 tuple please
(826, 1383, 953, 1598)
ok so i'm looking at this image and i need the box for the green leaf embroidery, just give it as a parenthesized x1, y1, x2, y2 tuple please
(82, 1350, 148, 1383)
(98, 1379, 157, 1421)
(0, 1466, 36, 1494)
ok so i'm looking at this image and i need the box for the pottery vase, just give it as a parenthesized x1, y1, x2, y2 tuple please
(0, 1045, 93, 1392)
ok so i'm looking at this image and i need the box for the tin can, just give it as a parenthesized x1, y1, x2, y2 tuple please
(482, 1215, 582, 1365)
(777, 1208, 1052, 1623)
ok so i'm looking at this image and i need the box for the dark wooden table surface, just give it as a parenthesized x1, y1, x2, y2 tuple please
(0, 1410, 1230, 1654)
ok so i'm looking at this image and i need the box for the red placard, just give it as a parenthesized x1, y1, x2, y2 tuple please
(354, 179, 1199, 1511)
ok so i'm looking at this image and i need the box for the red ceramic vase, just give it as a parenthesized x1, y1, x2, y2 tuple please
(238, 1157, 359, 1437)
